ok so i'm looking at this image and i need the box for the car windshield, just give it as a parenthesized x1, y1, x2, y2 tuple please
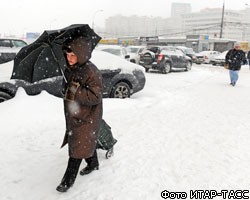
(161, 49, 175, 55)
(0, 40, 11, 47)
(13, 40, 27, 48)
(128, 47, 139, 53)
(184, 48, 195, 54)
(101, 49, 121, 56)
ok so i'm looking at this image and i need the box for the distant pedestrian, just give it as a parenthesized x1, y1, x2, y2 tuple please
(247, 50, 250, 69)
(225, 43, 247, 86)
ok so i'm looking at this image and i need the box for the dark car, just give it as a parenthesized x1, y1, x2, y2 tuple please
(139, 46, 192, 73)
(0, 38, 28, 64)
(0, 50, 146, 102)
(175, 46, 197, 63)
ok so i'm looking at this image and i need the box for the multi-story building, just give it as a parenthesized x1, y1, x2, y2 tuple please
(171, 2, 191, 17)
(181, 8, 244, 41)
(103, 7, 250, 42)
(242, 7, 250, 41)
(104, 15, 166, 37)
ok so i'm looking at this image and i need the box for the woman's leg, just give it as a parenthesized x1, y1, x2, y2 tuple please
(56, 157, 82, 192)
(80, 150, 99, 176)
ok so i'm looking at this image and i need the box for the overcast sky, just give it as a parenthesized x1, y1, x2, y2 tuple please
(1, 0, 250, 37)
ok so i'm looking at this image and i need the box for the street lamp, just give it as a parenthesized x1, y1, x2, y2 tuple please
(243, 3, 250, 40)
(92, 9, 103, 30)
(220, 0, 225, 38)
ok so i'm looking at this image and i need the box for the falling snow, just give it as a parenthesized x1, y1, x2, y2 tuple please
(1, 60, 250, 199)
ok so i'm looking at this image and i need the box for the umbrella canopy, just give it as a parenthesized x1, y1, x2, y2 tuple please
(12, 24, 101, 83)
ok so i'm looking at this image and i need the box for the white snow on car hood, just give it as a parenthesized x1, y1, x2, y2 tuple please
(91, 50, 145, 73)
(0, 47, 22, 53)
(0, 50, 145, 82)
(0, 61, 14, 81)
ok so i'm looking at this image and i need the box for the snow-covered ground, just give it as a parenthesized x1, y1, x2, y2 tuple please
(1, 62, 250, 200)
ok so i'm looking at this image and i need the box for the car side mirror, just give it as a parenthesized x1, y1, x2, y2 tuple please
(125, 55, 130, 59)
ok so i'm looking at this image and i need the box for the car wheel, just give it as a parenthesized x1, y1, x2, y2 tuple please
(162, 62, 171, 74)
(110, 82, 130, 98)
(0, 91, 13, 103)
(185, 61, 192, 71)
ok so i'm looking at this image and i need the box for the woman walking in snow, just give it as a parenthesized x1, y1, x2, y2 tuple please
(56, 34, 103, 192)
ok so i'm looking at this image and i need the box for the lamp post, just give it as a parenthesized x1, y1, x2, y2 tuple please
(219, 0, 225, 38)
(243, 3, 250, 41)
(92, 9, 103, 30)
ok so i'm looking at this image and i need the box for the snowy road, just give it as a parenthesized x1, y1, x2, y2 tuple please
(1, 64, 250, 200)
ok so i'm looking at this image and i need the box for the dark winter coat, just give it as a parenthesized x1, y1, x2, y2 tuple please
(225, 49, 246, 71)
(247, 51, 250, 60)
(61, 37, 103, 159)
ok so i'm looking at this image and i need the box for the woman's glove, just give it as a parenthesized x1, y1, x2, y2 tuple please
(64, 81, 80, 101)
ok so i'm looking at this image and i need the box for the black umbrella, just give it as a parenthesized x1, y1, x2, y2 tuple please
(12, 24, 101, 83)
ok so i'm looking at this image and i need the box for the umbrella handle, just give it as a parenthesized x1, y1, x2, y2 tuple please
(50, 47, 68, 83)
(60, 66, 67, 83)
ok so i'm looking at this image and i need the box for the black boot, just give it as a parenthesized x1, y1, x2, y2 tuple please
(56, 157, 82, 192)
(80, 150, 99, 176)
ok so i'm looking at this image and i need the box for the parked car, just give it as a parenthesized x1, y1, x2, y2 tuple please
(210, 51, 228, 66)
(0, 38, 28, 64)
(139, 46, 192, 73)
(126, 45, 146, 64)
(195, 50, 221, 64)
(0, 50, 146, 102)
(96, 45, 130, 61)
(175, 46, 197, 63)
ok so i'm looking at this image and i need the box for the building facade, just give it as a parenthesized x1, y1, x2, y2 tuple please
(181, 8, 245, 41)
(171, 2, 191, 17)
(103, 7, 250, 43)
